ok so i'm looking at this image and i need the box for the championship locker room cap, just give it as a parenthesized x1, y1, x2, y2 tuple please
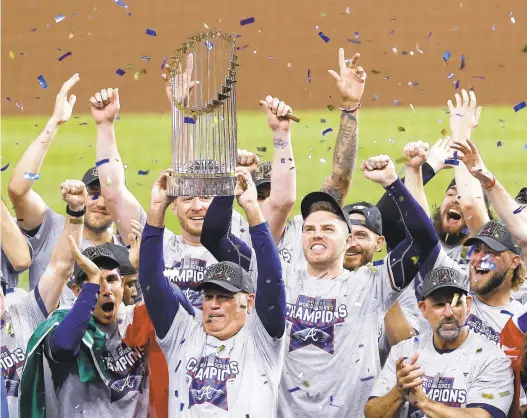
(464, 220, 522, 256)
(196, 261, 254, 294)
(421, 267, 469, 300)
(301, 192, 353, 233)
(343, 202, 383, 236)
(99, 243, 137, 276)
(253, 161, 272, 189)
(82, 167, 100, 187)
(73, 245, 120, 284)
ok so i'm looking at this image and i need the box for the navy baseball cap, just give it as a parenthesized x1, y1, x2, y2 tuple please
(99, 243, 137, 276)
(421, 267, 469, 300)
(253, 161, 272, 189)
(82, 167, 100, 187)
(73, 245, 120, 285)
(343, 202, 382, 236)
(301, 191, 353, 233)
(464, 220, 522, 256)
(196, 261, 254, 294)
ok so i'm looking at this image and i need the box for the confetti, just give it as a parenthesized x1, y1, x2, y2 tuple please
(161, 56, 167, 69)
(24, 172, 40, 180)
(472, 76, 486, 79)
(454, 80, 460, 89)
(492, 24, 497, 31)
(37, 75, 48, 89)
(116, 69, 126, 76)
(55, 14, 66, 23)
(442, 50, 451, 62)
(180, 403, 185, 411)
(114, 0, 129, 9)
(354, 31, 360, 39)
(410, 104, 416, 113)
(348, 39, 361, 45)
(205, 41, 214, 50)
(460, 55, 465, 69)
(327, 105, 335, 111)
(9, 51, 14, 59)
(514, 101, 526, 112)
(447, 72, 454, 79)
(184, 117, 196, 124)
(0, 163, 10, 172)
(497, 141, 503, 147)
(451, 293, 459, 307)
(322, 128, 333, 136)
(140, 55, 151, 62)
(58, 51, 72, 61)
(236, 44, 249, 50)
(138, 170, 150, 175)
(134, 69, 147, 80)
(308, 69, 311, 83)
(397, 126, 406, 132)
(288, 387, 301, 393)
(360, 376, 374, 382)
(256, 147, 267, 152)
(91, 192, 100, 201)
(240, 17, 255, 26)
(175, 360, 181, 372)
(426, 32, 432, 39)
(106, 176, 113, 187)
(513, 206, 526, 214)
(499, 391, 511, 398)
(482, 393, 494, 399)
(441, 128, 448, 136)
(95, 158, 110, 167)
(146, 28, 157, 36)
(320, 158, 326, 163)
(476, 347, 482, 353)
(318, 32, 330, 43)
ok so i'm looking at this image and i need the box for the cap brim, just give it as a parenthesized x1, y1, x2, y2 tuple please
(464, 236, 509, 252)
(195, 280, 242, 293)
(255, 179, 271, 188)
(422, 284, 468, 300)
(301, 191, 352, 232)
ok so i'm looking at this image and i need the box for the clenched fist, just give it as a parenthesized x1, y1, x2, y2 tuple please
(360, 155, 397, 187)
(403, 141, 429, 169)
(90, 88, 120, 126)
(237, 149, 259, 173)
(259, 95, 293, 133)
(61, 179, 87, 212)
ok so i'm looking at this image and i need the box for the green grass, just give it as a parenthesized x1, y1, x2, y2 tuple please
(2, 107, 526, 289)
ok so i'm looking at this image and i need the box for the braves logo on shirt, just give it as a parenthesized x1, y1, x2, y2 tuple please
(164, 256, 208, 308)
(0, 345, 25, 397)
(286, 295, 348, 354)
(465, 314, 500, 345)
(186, 356, 240, 410)
(103, 343, 146, 402)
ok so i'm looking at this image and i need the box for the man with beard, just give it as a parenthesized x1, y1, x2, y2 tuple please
(8, 74, 122, 295)
(365, 266, 514, 418)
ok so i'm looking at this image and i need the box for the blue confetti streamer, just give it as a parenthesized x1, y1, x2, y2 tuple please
(497, 141, 503, 147)
(308, 69, 311, 83)
(447, 72, 454, 79)
(161, 56, 167, 69)
(514, 101, 526, 112)
(175, 390, 179, 397)
(240, 17, 255, 26)
(116, 69, 126, 76)
(354, 31, 360, 38)
(288, 387, 301, 393)
(95, 158, 110, 167)
(0, 163, 10, 172)
(180, 403, 185, 412)
(140, 55, 151, 62)
(175, 360, 181, 372)
(114, 0, 129, 8)
(205, 41, 214, 50)
(58, 51, 72, 61)
(455, 80, 460, 89)
(322, 128, 333, 136)
(91, 192, 100, 200)
(427, 32, 432, 39)
(138, 170, 150, 175)
(236, 44, 250, 50)
(146, 28, 157, 36)
(318, 32, 330, 43)
(24, 172, 40, 180)
(442, 50, 451, 62)
(513, 206, 526, 214)
(347, 39, 361, 44)
(460, 55, 465, 69)
(184, 117, 196, 124)
(472, 76, 486, 79)
(360, 376, 374, 382)
(6, 97, 11, 102)
(55, 14, 66, 23)
(37, 75, 48, 89)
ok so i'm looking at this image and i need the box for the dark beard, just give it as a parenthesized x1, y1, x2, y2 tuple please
(85, 218, 113, 234)
(472, 268, 508, 296)
(432, 207, 469, 246)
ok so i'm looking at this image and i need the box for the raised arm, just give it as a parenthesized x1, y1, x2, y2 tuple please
(259, 96, 296, 244)
(322, 48, 367, 206)
(236, 170, 285, 338)
(37, 180, 86, 314)
(8, 74, 79, 231)
(451, 138, 527, 247)
(91, 88, 142, 245)
(402, 141, 431, 217)
(1, 197, 31, 272)
(139, 169, 195, 339)
(361, 156, 440, 289)
(448, 90, 488, 236)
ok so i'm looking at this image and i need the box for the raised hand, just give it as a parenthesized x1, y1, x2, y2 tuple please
(90, 88, 120, 126)
(128, 219, 144, 270)
(52, 73, 80, 125)
(403, 141, 430, 169)
(427, 137, 455, 172)
(328, 48, 367, 109)
(61, 179, 88, 212)
(395, 353, 424, 394)
(162, 54, 199, 106)
(234, 168, 258, 210)
(237, 149, 260, 173)
(450, 138, 494, 188)
(447, 89, 482, 142)
(360, 155, 397, 187)
(68, 235, 102, 284)
(150, 168, 175, 209)
(259, 95, 293, 133)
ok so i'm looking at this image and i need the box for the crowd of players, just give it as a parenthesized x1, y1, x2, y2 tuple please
(1, 47, 527, 418)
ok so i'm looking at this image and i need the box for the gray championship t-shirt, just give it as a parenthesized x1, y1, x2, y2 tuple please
(278, 258, 402, 418)
(370, 330, 514, 418)
(277, 215, 305, 266)
(1, 235, 33, 289)
(1, 289, 48, 418)
(46, 304, 149, 417)
(158, 306, 285, 417)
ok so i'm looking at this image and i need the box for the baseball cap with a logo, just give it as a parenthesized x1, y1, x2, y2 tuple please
(196, 261, 254, 294)
(301, 191, 353, 233)
(253, 161, 272, 189)
(421, 267, 469, 300)
(82, 167, 100, 187)
(73, 245, 120, 285)
(343, 202, 382, 236)
(464, 220, 522, 255)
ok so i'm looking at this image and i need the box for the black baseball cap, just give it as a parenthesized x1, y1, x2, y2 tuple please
(301, 192, 353, 233)
(343, 202, 383, 236)
(516, 187, 527, 205)
(253, 161, 272, 189)
(446, 178, 490, 208)
(73, 245, 120, 285)
(99, 243, 137, 276)
(82, 167, 100, 187)
(196, 261, 254, 294)
(464, 220, 522, 255)
(421, 267, 469, 300)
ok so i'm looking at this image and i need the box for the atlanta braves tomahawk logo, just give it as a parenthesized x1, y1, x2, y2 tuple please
(186, 356, 240, 410)
(0, 345, 25, 397)
(286, 295, 348, 354)
(164, 255, 208, 308)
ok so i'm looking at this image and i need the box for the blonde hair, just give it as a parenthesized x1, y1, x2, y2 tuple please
(512, 260, 526, 292)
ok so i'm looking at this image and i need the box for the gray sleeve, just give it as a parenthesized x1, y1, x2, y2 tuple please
(395, 283, 421, 333)
(138, 206, 147, 227)
(249, 312, 284, 369)
(370, 341, 403, 398)
(7, 289, 48, 347)
(157, 303, 195, 360)
(23, 207, 65, 255)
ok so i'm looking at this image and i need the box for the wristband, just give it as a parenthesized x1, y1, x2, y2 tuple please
(340, 102, 361, 113)
(66, 205, 86, 217)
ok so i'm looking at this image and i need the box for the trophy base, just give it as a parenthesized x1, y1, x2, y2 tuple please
(167, 174, 235, 197)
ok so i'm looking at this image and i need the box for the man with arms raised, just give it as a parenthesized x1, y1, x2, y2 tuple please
(365, 266, 514, 418)
(137, 168, 285, 416)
